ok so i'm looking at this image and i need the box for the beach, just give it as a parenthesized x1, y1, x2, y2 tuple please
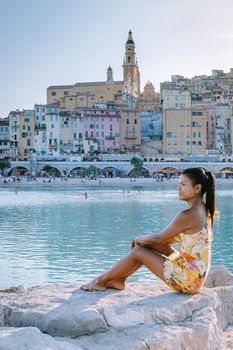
(0, 176, 232, 190)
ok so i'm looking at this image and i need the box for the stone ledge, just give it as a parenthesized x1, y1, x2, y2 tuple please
(0, 265, 232, 350)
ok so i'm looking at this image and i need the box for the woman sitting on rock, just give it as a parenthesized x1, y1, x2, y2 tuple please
(81, 168, 215, 295)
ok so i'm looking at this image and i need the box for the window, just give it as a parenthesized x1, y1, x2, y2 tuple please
(126, 119, 129, 124)
(64, 91, 69, 96)
(51, 92, 56, 96)
(166, 132, 172, 138)
(134, 119, 137, 124)
(27, 139, 30, 146)
(192, 111, 203, 116)
(24, 118, 30, 122)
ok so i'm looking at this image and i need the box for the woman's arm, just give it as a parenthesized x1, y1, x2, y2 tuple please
(132, 210, 192, 248)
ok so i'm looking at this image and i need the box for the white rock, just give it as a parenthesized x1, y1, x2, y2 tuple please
(204, 265, 233, 288)
(0, 266, 232, 350)
(0, 327, 82, 350)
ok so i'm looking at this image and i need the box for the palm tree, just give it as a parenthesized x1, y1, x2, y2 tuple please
(130, 157, 143, 177)
(0, 159, 11, 175)
(88, 166, 101, 178)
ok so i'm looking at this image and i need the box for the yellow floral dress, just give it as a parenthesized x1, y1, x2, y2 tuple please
(163, 220, 212, 294)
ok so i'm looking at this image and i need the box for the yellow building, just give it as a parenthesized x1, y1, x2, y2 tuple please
(163, 108, 207, 156)
(18, 110, 35, 158)
(120, 109, 141, 151)
(47, 31, 141, 110)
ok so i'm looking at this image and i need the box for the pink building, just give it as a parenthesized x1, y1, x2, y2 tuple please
(192, 103, 216, 150)
(81, 107, 121, 152)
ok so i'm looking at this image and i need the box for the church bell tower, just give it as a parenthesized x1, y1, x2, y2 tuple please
(123, 30, 140, 99)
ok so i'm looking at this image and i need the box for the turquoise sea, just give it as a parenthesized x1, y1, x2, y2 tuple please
(0, 184, 232, 289)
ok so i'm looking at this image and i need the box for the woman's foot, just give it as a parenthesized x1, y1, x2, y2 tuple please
(80, 278, 107, 292)
(106, 279, 126, 290)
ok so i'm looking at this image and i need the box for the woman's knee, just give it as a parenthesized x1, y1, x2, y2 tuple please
(131, 245, 147, 259)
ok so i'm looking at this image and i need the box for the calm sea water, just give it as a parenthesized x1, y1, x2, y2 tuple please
(0, 184, 232, 289)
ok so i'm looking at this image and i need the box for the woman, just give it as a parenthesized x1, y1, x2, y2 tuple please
(81, 167, 215, 294)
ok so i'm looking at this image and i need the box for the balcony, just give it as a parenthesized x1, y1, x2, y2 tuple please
(35, 124, 46, 130)
(125, 136, 137, 140)
(105, 135, 115, 140)
(85, 137, 97, 142)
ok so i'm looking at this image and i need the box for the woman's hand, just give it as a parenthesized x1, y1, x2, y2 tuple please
(131, 236, 148, 249)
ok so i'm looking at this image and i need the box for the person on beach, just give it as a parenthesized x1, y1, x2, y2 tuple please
(81, 168, 215, 295)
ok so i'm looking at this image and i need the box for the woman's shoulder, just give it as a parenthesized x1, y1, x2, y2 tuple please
(177, 208, 196, 221)
(179, 207, 207, 234)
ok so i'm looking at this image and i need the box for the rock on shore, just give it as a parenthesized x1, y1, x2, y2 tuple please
(0, 266, 233, 350)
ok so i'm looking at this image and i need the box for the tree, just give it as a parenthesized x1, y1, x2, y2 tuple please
(0, 159, 11, 175)
(42, 165, 60, 177)
(130, 157, 144, 177)
(88, 166, 101, 178)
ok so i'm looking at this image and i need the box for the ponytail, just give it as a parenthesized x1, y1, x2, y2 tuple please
(205, 171, 216, 227)
(182, 167, 216, 227)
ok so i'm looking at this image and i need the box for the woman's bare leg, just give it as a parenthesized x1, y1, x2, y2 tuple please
(80, 246, 167, 291)
(106, 243, 175, 289)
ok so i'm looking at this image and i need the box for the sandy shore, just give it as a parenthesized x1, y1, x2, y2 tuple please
(0, 176, 232, 190)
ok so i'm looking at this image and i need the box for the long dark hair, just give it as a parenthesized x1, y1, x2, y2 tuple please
(182, 167, 216, 227)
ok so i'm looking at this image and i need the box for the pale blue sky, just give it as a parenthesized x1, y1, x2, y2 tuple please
(1, 0, 233, 117)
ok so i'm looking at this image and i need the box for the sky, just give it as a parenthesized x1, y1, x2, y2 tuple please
(1, 0, 233, 117)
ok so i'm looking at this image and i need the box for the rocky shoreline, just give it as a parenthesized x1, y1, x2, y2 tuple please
(0, 266, 233, 349)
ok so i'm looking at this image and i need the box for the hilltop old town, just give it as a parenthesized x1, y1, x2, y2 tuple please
(1, 30, 233, 165)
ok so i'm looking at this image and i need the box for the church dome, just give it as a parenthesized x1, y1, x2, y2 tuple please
(126, 30, 135, 45)
(126, 39, 135, 45)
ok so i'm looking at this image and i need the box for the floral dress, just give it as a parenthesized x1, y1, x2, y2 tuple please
(163, 220, 212, 294)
